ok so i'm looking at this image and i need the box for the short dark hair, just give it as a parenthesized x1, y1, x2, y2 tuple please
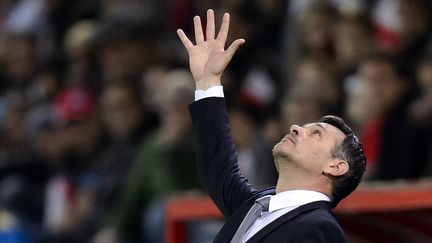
(318, 115, 366, 207)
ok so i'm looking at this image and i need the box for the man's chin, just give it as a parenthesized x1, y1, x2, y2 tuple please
(272, 148, 291, 162)
(272, 142, 284, 155)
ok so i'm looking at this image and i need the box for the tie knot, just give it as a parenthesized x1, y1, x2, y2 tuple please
(256, 196, 271, 212)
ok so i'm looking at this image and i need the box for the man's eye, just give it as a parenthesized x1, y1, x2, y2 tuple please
(312, 130, 321, 136)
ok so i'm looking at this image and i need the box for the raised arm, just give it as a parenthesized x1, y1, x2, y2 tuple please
(177, 9, 245, 90)
(178, 10, 258, 217)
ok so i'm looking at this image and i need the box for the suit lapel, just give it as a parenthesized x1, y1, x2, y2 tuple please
(214, 189, 276, 242)
(246, 201, 331, 243)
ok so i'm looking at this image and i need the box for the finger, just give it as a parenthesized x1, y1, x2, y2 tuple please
(193, 16, 205, 43)
(206, 9, 215, 40)
(177, 29, 194, 51)
(225, 39, 245, 61)
(216, 13, 230, 44)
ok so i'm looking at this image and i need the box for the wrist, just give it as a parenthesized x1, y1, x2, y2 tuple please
(195, 76, 222, 90)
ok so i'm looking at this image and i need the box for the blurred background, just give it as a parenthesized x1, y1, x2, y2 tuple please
(0, 0, 431, 242)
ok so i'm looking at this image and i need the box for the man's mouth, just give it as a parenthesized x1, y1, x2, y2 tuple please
(282, 134, 296, 144)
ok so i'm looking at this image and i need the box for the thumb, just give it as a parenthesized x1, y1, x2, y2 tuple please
(225, 39, 245, 62)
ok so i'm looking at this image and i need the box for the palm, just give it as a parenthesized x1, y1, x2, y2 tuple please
(177, 10, 244, 89)
(189, 39, 227, 81)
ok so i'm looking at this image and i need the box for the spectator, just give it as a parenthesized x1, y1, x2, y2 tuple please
(346, 54, 429, 179)
(38, 85, 100, 242)
(48, 80, 152, 242)
(91, 19, 160, 83)
(92, 69, 200, 243)
(295, 1, 340, 60)
(292, 56, 342, 115)
(396, 0, 432, 73)
(333, 15, 376, 78)
(409, 54, 432, 175)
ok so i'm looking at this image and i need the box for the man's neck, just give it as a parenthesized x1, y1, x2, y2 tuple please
(275, 165, 331, 196)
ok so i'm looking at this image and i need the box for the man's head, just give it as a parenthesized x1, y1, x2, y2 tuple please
(318, 115, 366, 206)
(272, 115, 366, 207)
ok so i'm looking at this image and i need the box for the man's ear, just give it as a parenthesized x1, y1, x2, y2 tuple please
(324, 159, 349, 177)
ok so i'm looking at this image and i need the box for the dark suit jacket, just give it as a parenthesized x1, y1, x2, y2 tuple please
(189, 97, 346, 242)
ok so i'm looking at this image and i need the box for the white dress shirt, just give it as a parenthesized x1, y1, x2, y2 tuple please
(242, 190, 330, 242)
(194, 86, 331, 242)
(194, 85, 224, 101)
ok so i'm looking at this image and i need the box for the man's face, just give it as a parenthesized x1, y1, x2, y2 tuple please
(272, 122, 346, 175)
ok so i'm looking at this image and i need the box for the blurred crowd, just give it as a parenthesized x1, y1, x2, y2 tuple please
(0, 0, 431, 242)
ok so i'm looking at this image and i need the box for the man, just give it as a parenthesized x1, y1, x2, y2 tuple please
(177, 9, 366, 242)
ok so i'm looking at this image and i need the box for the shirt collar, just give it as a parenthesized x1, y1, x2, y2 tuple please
(267, 190, 330, 213)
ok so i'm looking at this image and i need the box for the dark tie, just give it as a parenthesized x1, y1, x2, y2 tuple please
(231, 196, 271, 243)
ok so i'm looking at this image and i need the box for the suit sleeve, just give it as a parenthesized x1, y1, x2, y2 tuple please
(188, 97, 257, 217)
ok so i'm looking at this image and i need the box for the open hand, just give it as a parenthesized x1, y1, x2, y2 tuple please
(177, 9, 245, 90)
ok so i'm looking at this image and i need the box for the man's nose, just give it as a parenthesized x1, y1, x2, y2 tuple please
(290, 125, 303, 136)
